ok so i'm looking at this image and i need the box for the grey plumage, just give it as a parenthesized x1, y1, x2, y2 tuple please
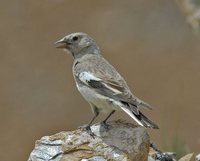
(55, 32, 159, 130)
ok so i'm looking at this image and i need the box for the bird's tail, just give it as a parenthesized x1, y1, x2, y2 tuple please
(121, 106, 159, 129)
(137, 111, 159, 129)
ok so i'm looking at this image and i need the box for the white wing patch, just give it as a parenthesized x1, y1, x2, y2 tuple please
(79, 72, 101, 83)
(78, 72, 122, 94)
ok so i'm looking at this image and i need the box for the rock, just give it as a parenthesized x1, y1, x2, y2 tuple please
(28, 120, 150, 161)
(178, 153, 194, 161)
(196, 153, 200, 161)
(148, 148, 176, 161)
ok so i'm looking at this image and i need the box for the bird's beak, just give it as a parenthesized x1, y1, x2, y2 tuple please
(55, 38, 68, 49)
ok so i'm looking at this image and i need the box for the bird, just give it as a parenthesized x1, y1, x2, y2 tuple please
(55, 32, 159, 135)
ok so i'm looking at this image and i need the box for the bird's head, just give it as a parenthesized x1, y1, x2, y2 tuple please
(55, 32, 100, 58)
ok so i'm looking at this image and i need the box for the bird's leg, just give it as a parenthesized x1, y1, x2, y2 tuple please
(84, 106, 99, 137)
(101, 110, 115, 130)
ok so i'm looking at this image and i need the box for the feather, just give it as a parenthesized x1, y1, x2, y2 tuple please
(77, 72, 140, 114)
(120, 106, 144, 127)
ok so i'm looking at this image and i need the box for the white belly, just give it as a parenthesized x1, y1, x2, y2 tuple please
(76, 84, 122, 113)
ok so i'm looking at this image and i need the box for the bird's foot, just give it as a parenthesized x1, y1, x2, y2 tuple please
(79, 124, 95, 138)
(100, 121, 111, 130)
(85, 125, 95, 138)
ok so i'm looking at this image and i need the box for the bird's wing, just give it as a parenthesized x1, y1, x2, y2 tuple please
(74, 55, 152, 111)
(76, 71, 141, 114)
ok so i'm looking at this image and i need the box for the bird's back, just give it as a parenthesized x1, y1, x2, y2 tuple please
(73, 54, 131, 92)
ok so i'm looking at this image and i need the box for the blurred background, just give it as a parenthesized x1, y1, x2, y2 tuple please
(0, 0, 200, 160)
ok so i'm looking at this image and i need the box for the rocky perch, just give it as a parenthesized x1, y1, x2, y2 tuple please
(28, 120, 179, 161)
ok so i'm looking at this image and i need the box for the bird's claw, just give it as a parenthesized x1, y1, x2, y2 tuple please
(79, 124, 95, 138)
(85, 125, 95, 138)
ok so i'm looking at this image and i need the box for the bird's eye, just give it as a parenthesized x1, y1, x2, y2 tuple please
(72, 36, 78, 41)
